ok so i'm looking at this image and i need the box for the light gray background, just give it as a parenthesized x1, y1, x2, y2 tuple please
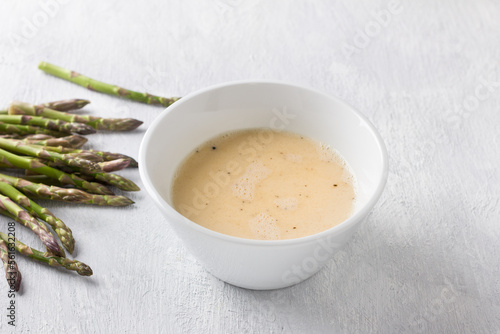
(1, 0, 499, 333)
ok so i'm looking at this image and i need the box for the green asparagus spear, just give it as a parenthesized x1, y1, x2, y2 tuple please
(0, 148, 113, 195)
(0, 239, 22, 291)
(18, 134, 88, 148)
(0, 173, 133, 206)
(0, 194, 64, 257)
(43, 146, 138, 167)
(0, 182, 74, 253)
(9, 101, 142, 131)
(0, 115, 95, 135)
(76, 169, 139, 191)
(35, 157, 130, 173)
(1, 99, 89, 115)
(86, 171, 139, 191)
(0, 231, 92, 276)
(38, 99, 90, 111)
(0, 137, 100, 171)
(14, 175, 67, 187)
(38, 62, 180, 107)
(0, 122, 68, 137)
(29, 158, 139, 191)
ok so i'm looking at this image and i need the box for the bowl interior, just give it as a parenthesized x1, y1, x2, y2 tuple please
(141, 82, 387, 228)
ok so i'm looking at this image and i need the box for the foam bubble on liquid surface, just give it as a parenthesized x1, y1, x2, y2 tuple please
(317, 143, 343, 164)
(317, 142, 358, 208)
(274, 197, 298, 211)
(232, 161, 271, 201)
(248, 213, 281, 240)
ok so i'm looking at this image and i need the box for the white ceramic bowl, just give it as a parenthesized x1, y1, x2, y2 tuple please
(139, 81, 388, 290)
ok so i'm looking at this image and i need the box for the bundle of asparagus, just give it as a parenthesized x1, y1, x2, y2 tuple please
(0, 98, 142, 291)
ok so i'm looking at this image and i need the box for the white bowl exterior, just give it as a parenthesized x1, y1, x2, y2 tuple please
(139, 82, 388, 290)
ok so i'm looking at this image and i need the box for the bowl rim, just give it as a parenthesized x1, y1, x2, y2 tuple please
(139, 80, 389, 246)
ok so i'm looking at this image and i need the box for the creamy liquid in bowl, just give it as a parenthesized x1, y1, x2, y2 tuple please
(171, 129, 356, 240)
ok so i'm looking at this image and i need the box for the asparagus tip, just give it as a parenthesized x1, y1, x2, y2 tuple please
(77, 263, 93, 276)
(7, 271, 22, 292)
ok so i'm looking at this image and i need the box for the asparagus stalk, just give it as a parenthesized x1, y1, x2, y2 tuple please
(0, 182, 75, 254)
(40, 147, 106, 163)
(30, 158, 139, 191)
(0, 173, 134, 206)
(0, 115, 95, 135)
(15, 175, 67, 187)
(36, 157, 130, 173)
(1, 99, 90, 115)
(0, 239, 22, 292)
(83, 151, 137, 167)
(0, 194, 64, 257)
(10, 101, 143, 131)
(38, 62, 180, 107)
(0, 137, 101, 171)
(0, 231, 92, 276)
(30, 158, 128, 172)
(44, 146, 138, 167)
(19, 134, 88, 148)
(0, 122, 67, 137)
(38, 99, 90, 111)
(78, 169, 139, 191)
(0, 148, 114, 195)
